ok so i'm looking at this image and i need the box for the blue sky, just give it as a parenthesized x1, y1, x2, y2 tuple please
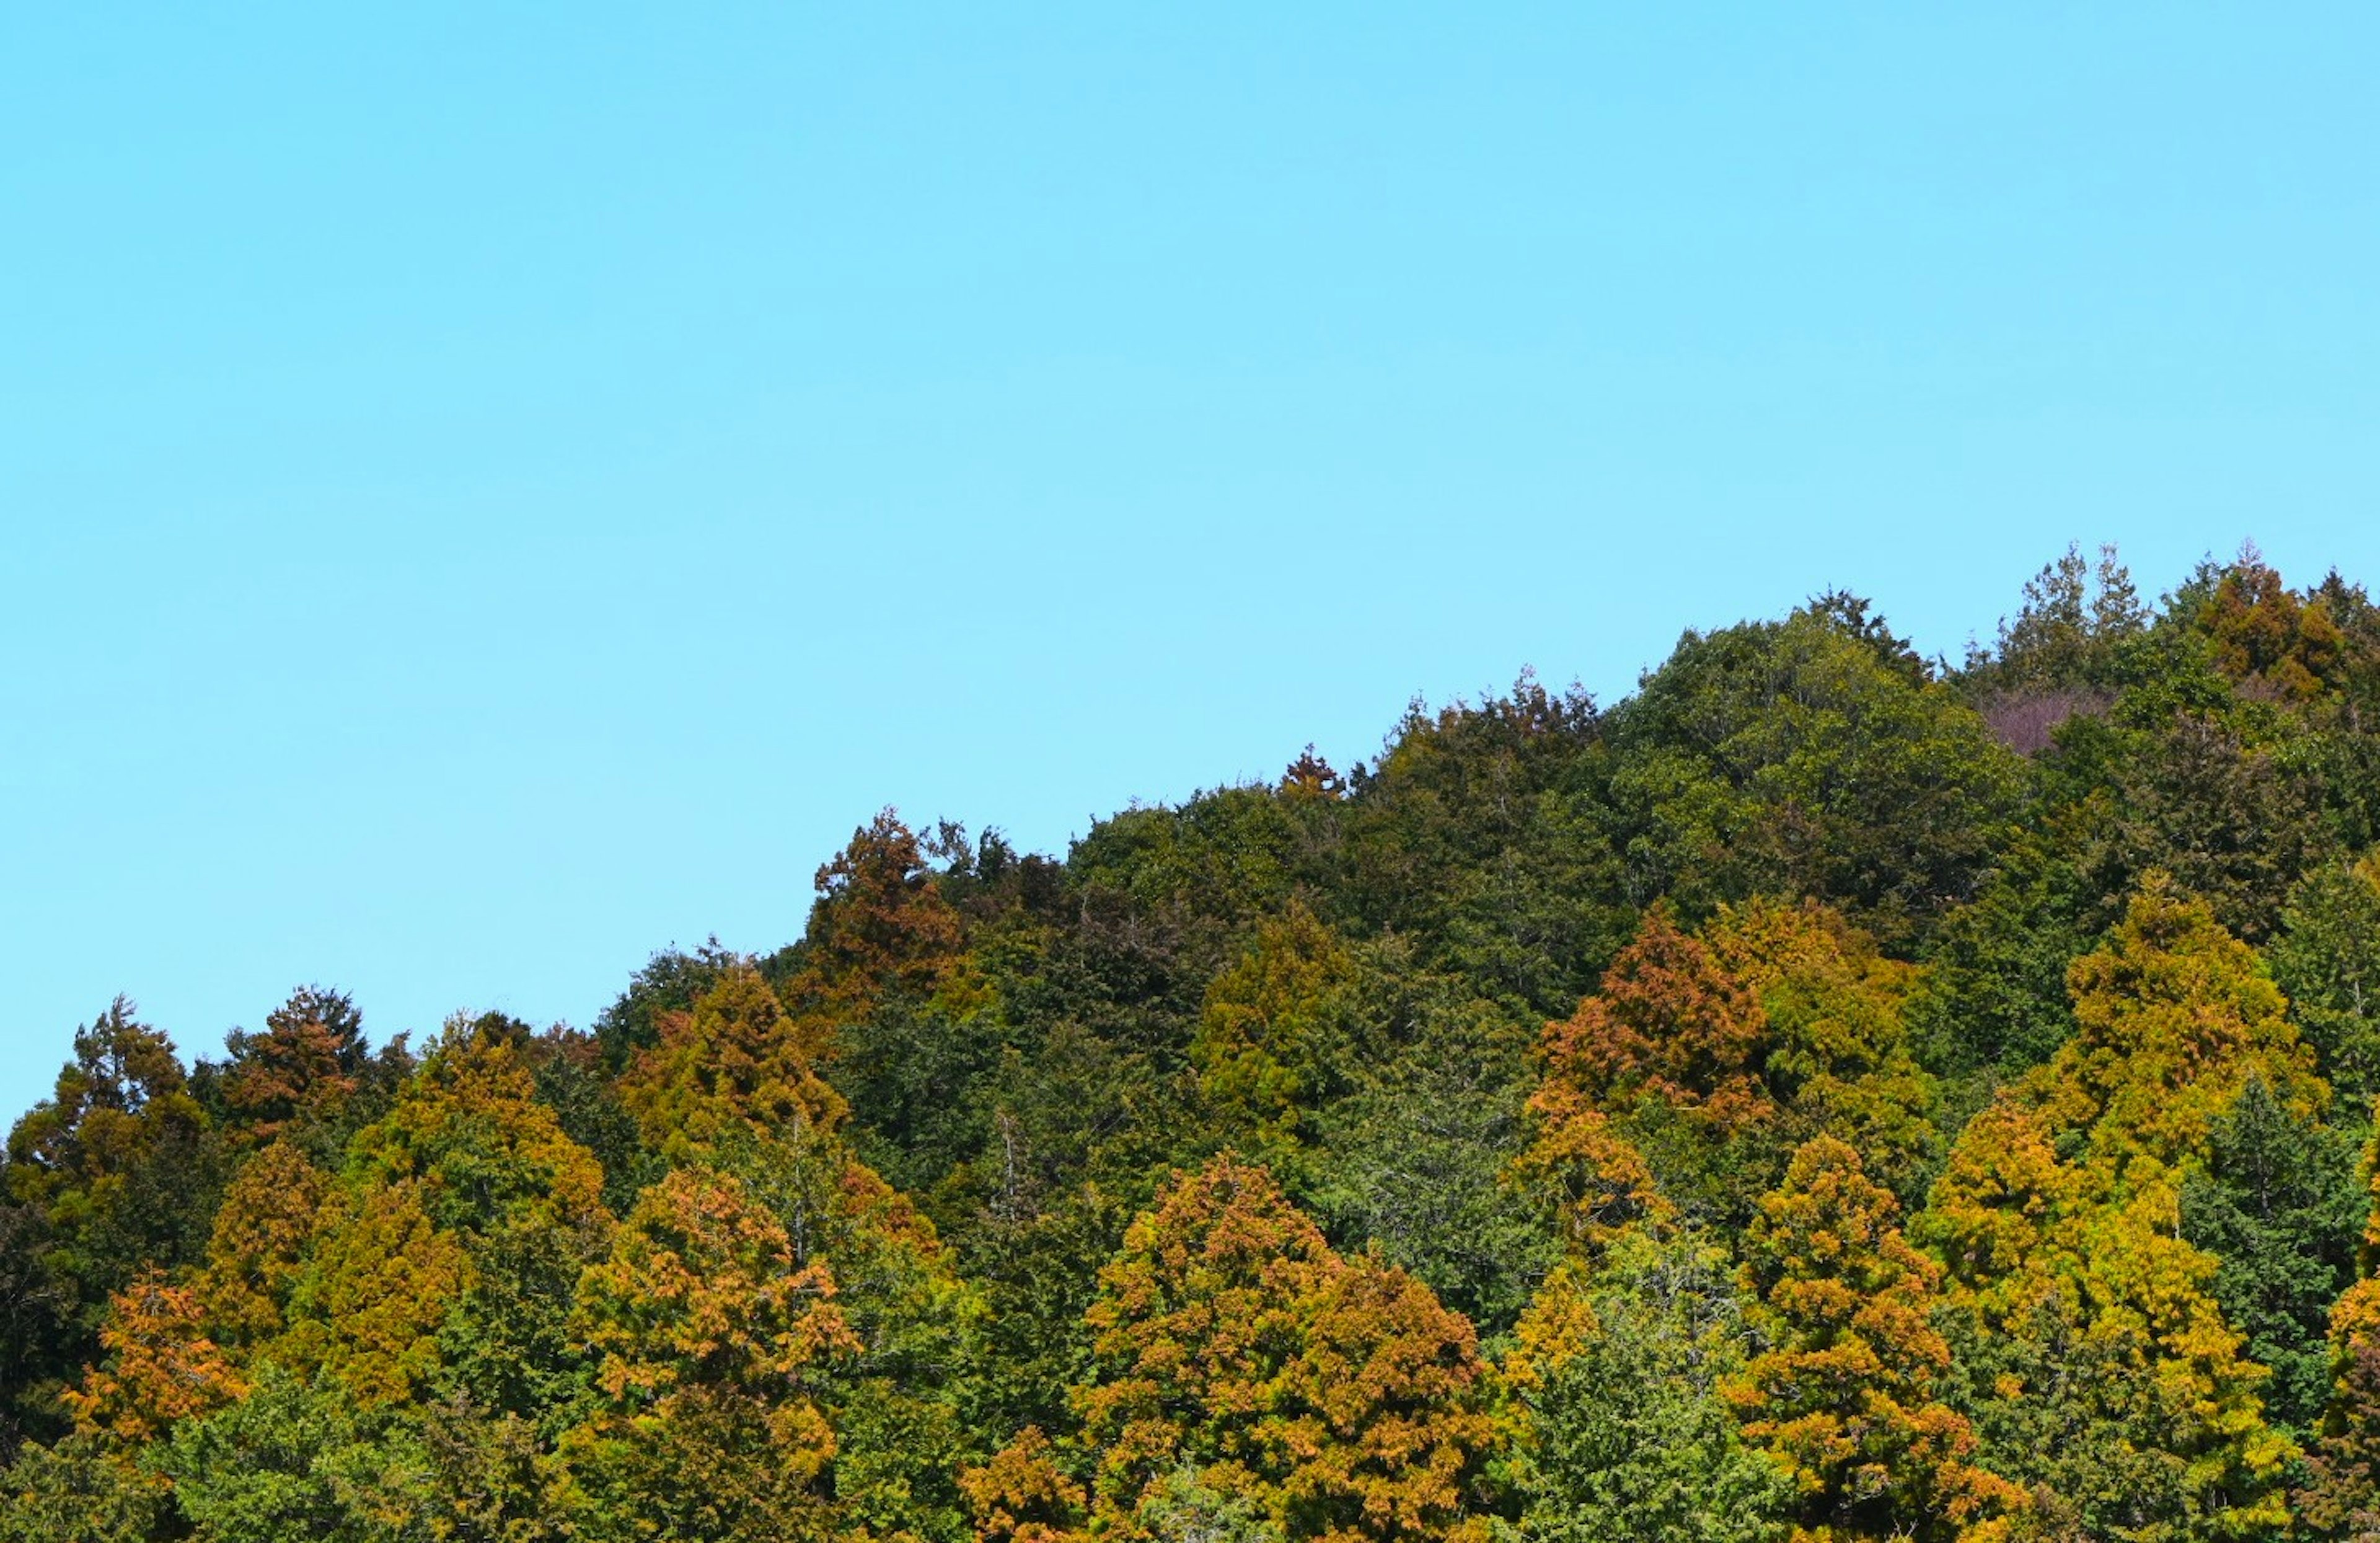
(4, 6, 2376, 1124)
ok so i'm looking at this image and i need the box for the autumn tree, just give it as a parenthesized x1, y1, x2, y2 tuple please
(1528, 906, 1773, 1218)
(556, 1164, 858, 1543)
(973, 1153, 1493, 1543)
(1726, 1136, 2021, 1542)
(2027, 875, 2322, 1191)
(615, 962, 990, 1542)
(1918, 1101, 2296, 1535)
(1704, 898, 1940, 1201)
(772, 808, 968, 1031)
(217, 984, 372, 1143)
(61, 1272, 245, 1446)
(621, 966, 848, 1155)
(195, 1140, 330, 1353)
(2197, 547, 2347, 704)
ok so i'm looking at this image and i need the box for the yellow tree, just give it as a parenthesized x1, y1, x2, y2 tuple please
(2027, 876, 2322, 1192)
(1727, 1136, 2021, 1542)
(1917, 1100, 2294, 1536)
(193, 1139, 331, 1352)
(281, 1176, 470, 1406)
(1704, 898, 1940, 1198)
(621, 967, 848, 1154)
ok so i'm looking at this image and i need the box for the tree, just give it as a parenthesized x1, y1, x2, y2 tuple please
(1969, 542, 2146, 694)
(61, 1272, 244, 1444)
(974, 1154, 1493, 1543)
(218, 985, 370, 1143)
(1529, 905, 1774, 1219)
(2304, 1116, 2380, 1535)
(0, 1428, 170, 1543)
(620, 967, 848, 1156)
(1919, 1102, 2298, 1535)
(196, 1139, 331, 1351)
(346, 1017, 607, 1242)
(2029, 876, 2323, 1192)
(2272, 858, 2380, 1110)
(2196, 549, 2347, 704)
(1726, 1136, 2021, 1542)
(1497, 1229, 1791, 1543)
(1604, 603, 2024, 946)
(284, 1177, 471, 1407)
(2179, 1078, 2363, 1434)
(1192, 901, 1365, 1151)
(556, 1164, 857, 1543)
(2, 999, 214, 1440)
(1316, 991, 1552, 1333)
(157, 1364, 425, 1543)
(1704, 898, 1940, 1203)
(593, 936, 744, 1074)
(773, 808, 968, 1030)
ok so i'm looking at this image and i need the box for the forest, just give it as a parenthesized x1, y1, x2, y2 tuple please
(15, 544, 2380, 1542)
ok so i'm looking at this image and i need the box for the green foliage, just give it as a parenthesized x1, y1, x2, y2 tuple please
(159, 1366, 419, 1543)
(1605, 601, 2024, 946)
(2273, 858, 2380, 1109)
(1496, 1231, 1790, 1543)
(2180, 1079, 2363, 1434)
(0, 1429, 170, 1543)
(2, 999, 218, 1441)
(1313, 993, 1553, 1334)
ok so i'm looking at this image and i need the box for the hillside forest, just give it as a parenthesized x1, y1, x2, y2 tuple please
(22, 544, 2380, 1542)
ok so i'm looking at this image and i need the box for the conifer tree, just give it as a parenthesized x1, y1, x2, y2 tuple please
(972, 1154, 1492, 1543)
(1727, 1136, 2022, 1542)
(2029, 876, 2322, 1190)
(557, 1164, 858, 1543)
(2305, 1113, 2380, 1535)
(218, 985, 369, 1143)
(196, 1139, 330, 1352)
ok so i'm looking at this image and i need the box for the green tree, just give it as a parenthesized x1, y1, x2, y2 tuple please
(1605, 602, 2023, 947)
(2272, 858, 2380, 1109)
(2, 1000, 216, 1440)
(1497, 1229, 1791, 1543)
(2179, 1077, 2363, 1434)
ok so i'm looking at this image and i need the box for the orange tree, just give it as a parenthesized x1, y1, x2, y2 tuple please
(969, 1152, 1492, 1543)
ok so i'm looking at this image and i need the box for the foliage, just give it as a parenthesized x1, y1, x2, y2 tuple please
(1727, 1136, 2022, 1542)
(1496, 1229, 1791, 1543)
(19, 546, 2380, 1537)
(976, 1153, 1494, 1543)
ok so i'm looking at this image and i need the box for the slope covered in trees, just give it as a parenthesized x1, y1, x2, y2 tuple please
(16, 544, 2380, 1541)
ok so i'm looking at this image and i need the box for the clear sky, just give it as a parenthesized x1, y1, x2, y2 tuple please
(4, 7, 2376, 1126)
